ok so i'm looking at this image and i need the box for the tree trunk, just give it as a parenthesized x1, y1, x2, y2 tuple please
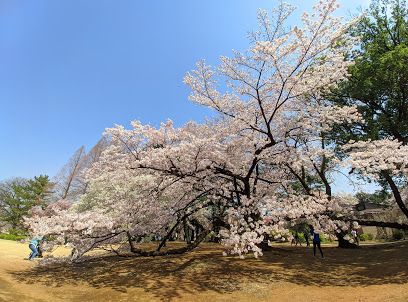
(382, 172, 408, 219)
(183, 219, 192, 244)
(337, 233, 359, 249)
(259, 233, 273, 251)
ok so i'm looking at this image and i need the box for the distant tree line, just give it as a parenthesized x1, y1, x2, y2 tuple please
(0, 138, 108, 235)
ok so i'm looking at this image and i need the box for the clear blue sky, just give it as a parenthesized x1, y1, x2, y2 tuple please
(0, 0, 371, 193)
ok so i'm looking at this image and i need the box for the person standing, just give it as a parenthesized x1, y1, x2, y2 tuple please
(293, 232, 302, 246)
(303, 230, 310, 247)
(310, 227, 324, 258)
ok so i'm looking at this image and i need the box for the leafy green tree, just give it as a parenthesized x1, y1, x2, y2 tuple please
(0, 175, 52, 234)
(26, 175, 54, 206)
(328, 0, 408, 219)
(356, 190, 391, 205)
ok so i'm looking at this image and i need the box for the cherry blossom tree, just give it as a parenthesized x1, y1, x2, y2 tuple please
(26, 0, 374, 260)
(344, 139, 408, 223)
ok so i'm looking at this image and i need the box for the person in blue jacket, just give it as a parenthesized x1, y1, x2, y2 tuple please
(28, 236, 43, 261)
(310, 226, 324, 258)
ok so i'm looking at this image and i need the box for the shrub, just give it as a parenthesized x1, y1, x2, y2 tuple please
(8, 228, 27, 236)
(297, 232, 306, 243)
(0, 233, 27, 241)
(320, 235, 334, 243)
(392, 230, 405, 240)
(359, 233, 374, 241)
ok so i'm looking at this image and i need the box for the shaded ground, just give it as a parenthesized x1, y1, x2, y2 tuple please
(1, 239, 408, 302)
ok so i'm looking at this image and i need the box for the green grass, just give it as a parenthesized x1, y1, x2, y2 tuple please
(0, 233, 27, 241)
(359, 233, 374, 241)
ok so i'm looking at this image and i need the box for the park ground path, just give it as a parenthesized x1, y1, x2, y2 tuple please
(0, 239, 408, 302)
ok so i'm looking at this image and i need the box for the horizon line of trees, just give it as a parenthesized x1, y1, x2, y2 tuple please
(0, 138, 108, 234)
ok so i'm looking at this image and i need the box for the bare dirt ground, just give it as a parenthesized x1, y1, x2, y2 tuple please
(1, 239, 407, 302)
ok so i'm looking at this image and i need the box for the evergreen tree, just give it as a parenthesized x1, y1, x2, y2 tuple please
(0, 175, 52, 234)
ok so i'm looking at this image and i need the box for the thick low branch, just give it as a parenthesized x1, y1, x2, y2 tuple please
(72, 231, 125, 261)
(351, 219, 408, 230)
(128, 230, 210, 257)
(157, 200, 213, 252)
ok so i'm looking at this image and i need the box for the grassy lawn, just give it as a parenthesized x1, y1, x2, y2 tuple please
(0, 239, 407, 301)
(0, 233, 26, 241)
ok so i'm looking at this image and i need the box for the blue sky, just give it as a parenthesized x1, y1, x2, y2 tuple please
(0, 0, 372, 193)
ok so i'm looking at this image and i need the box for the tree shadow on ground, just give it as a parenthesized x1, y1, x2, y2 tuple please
(10, 241, 408, 301)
